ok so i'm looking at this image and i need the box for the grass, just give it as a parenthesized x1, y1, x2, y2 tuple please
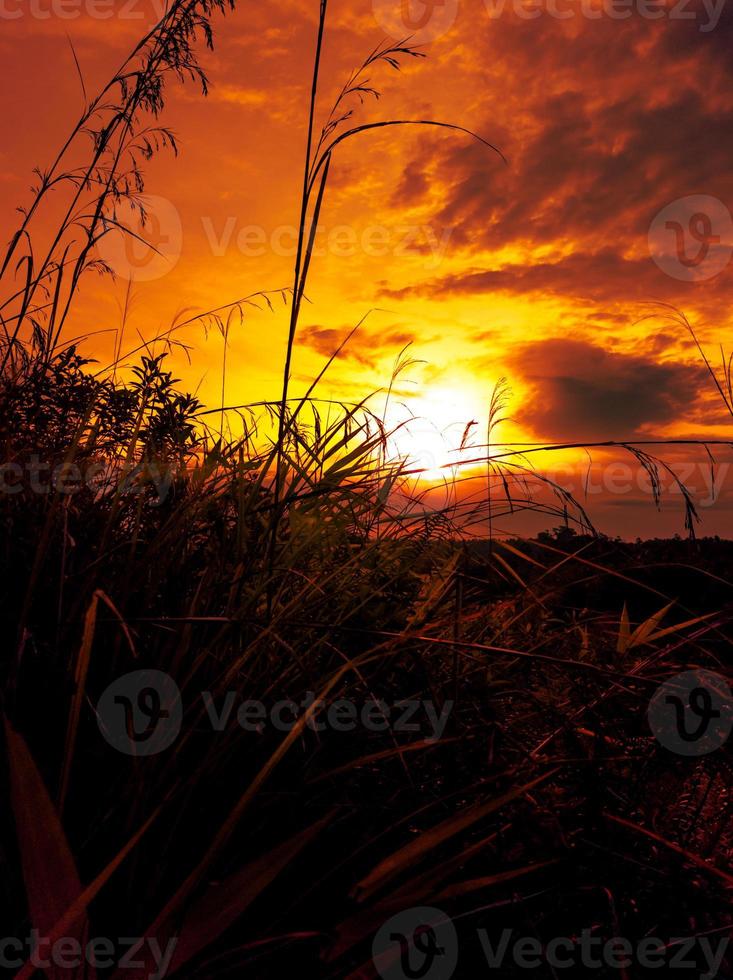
(1, 1, 732, 978)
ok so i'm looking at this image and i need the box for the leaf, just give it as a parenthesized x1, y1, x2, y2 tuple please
(616, 602, 631, 655)
(326, 857, 559, 963)
(5, 718, 89, 978)
(59, 589, 136, 812)
(431, 858, 561, 901)
(129, 660, 368, 960)
(309, 739, 459, 785)
(642, 611, 715, 645)
(577, 625, 589, 660)
(406, 553, 461, 630)
(495, 538, 545, 569)
(604, 813, 733, 889)
(491, 550, 529, 591)
(111, 814, 332, 979)
(59, 592, 99, 812)
(168, 813, 331, 975)
(352, 770, 558, 903)
(627, 600, 675, 649)
(13, 810, 158, 980)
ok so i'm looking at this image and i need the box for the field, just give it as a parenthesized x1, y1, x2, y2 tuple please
(1, 0, 732, 977)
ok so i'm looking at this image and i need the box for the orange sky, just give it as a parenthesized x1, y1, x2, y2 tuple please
(2, 0, 733, 536)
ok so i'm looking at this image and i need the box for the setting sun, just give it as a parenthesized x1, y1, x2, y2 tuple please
(385, 384, 490, 481)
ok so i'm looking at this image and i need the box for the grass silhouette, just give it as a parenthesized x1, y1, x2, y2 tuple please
(1, 2, 732, 978)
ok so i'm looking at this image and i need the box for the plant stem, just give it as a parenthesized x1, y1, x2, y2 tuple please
(268, 0, 329, 597)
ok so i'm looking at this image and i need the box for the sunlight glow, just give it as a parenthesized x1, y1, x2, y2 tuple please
(385, 386, 488, 482)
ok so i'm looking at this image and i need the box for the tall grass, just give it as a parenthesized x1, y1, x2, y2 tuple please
(1, 2, 732, 978)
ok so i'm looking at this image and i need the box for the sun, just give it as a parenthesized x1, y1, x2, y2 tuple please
(385, 386, 487, 482)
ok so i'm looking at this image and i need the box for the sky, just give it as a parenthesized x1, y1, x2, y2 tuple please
(2, 0, 733, 537)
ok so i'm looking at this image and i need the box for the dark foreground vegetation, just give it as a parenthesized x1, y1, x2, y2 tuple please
(1, 0, 732, 977)
(2, 348, 732, 979)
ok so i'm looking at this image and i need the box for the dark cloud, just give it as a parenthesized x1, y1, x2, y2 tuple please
(379, 13, 733, 325)
(390, 160, 432, 208)
(658, 0, 733, 62)
(505, 338, 708, 440)
(427, 88, 733, 256)
(298, 324, 414, 367)
(380, 249, 678, 304)
(380, 246, 733, 320)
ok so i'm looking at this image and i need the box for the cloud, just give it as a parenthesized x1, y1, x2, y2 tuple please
(298, 324, 415, 367)
(505, 338, 708, 440)
(377, 17, 733, 322)
(431, 88, 733, 254)
(379, 248, 698, 306)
